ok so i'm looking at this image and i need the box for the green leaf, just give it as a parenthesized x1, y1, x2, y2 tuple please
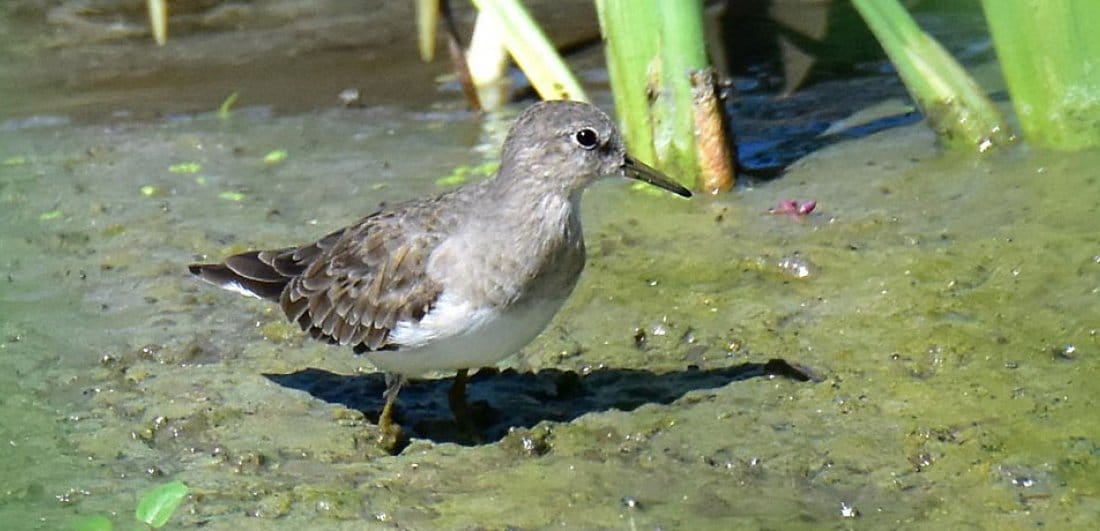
(851, 0, 1010, 152)
(263, 149, 288, 165)
(134, 480, 189, 528)
(169, 162, 202, 174)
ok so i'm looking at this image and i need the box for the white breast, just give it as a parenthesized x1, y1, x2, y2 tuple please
(366, 290, 568, 375)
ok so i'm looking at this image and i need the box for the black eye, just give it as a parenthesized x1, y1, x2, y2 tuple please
(574, 128, 599, 150)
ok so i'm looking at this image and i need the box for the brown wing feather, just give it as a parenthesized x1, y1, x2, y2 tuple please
(193, 195, 457, 353)
(279, 209, 446, 353)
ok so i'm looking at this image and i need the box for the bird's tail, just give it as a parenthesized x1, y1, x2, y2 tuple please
(190, 230, 338, 301)
(188, 249, 297, 301)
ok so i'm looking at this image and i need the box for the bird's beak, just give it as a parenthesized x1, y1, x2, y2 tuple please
(622, 155, 692, 198)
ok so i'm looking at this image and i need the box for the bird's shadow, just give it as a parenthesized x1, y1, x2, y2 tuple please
(264, 359, 816, 446)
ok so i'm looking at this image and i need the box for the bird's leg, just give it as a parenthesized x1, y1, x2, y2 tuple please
(448, 368, 469, 419)
(377, 373, 406, 450)
(448, 368, 481, 443)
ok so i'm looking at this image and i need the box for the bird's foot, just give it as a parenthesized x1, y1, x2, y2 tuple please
(372, 373, 408, 453)
(375, 417, 406, 454)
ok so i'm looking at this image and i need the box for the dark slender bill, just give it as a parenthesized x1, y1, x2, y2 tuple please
(622, 155, 693, 198)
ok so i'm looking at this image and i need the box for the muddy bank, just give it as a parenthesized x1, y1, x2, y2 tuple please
(2, 101, 1098, 528)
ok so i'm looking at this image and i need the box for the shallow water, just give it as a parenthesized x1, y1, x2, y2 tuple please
(3, 91, 1100, 529)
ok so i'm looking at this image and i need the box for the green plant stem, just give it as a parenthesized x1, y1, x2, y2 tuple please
(147, 0, 167, 45)
(653, 0, 707, 182)
(981, 0, 1100, 150)
(415, 0, 439, 61)
(852, 0, 1010, 152)
(595, 0, 659, 167)
(598, 0, 724, 190)
(466, 12, 509, 110)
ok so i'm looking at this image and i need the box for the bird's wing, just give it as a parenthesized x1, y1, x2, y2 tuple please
(280, 209, 446, 352)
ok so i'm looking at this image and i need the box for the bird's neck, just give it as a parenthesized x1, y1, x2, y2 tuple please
(443, 179, 585, 308)
(475, 177, 580, 239)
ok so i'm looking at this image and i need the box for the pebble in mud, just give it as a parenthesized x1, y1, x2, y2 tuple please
(776, 254, 814, 279)
(249, 491, 293, 519)
(502, 425, 553, 457)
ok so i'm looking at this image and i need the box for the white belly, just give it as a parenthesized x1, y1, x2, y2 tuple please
(365, 292, 567, 376)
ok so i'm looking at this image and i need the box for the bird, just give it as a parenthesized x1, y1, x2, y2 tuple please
(188, 100, 692, 449)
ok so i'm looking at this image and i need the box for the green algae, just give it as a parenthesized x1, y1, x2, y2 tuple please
(2, 104, 1100, 529)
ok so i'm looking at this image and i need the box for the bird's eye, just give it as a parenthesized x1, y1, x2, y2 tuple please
(574, 128, 600, 150)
